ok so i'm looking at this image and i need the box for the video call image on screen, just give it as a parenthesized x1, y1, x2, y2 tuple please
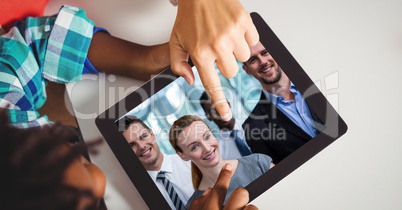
(114, 41, 325, 209)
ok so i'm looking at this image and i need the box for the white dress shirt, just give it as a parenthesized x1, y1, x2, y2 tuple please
(147, 154, 194, 209)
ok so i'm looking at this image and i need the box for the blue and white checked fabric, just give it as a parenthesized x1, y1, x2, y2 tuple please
(0, 6, 94, 128)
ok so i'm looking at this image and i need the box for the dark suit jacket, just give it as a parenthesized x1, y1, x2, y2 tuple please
(242, 91, 322, 164)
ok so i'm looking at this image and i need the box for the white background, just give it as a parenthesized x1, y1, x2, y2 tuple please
(45, 0, 402, 209)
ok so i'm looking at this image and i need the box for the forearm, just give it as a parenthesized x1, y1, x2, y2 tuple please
(87, 32, 170, 81)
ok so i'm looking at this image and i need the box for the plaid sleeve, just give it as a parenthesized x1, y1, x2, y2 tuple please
(0, 5, 95, 128)
(43, 5, 94, 83)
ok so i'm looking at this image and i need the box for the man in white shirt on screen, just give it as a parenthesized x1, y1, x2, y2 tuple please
(199, 92, 252, 160)
(121, 116, 194, 210)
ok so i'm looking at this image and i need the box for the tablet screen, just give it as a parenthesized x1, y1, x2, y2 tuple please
(96, 12, 347, 209)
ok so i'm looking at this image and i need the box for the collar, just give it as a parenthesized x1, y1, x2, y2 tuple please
(262, 82, 297, 105)
(147, 154, 174, 181)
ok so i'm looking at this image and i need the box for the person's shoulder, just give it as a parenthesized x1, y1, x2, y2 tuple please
(242, 114, 254, 127)
(256, 153, 272, 163)
(253, 153, 272, 172)
(241, 154, 271, 164)
(237, 154, 271, 174)
(239, 154, 259, 163)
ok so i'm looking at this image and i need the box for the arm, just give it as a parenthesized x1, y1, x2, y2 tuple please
(169, 0, 259, 121)
(87, 31, 170, 81)
(189, 163, 258, 210)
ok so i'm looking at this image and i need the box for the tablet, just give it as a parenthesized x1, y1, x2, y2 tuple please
(95, 12, 348, 209)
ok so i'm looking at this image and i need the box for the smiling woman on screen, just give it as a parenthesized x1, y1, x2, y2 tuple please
(169, 115, 274, 209)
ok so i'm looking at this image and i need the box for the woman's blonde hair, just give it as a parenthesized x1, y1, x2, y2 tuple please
(169, 115, 208, 189)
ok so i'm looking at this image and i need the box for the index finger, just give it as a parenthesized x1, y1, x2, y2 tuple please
(194, 61, 232, 121)
(244, 15, 260, 48)
(208, 163, 234, 208)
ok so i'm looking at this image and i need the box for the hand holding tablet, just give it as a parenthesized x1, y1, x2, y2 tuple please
(169, 0, 259, 121)
(189, 163, 258, 210)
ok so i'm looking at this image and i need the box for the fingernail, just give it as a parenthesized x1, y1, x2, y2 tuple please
(220, 111, 232, 121)
(224, 163, 233, 171)
(201, 188, 211, 196)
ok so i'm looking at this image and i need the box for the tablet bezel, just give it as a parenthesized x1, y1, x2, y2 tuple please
(95, 12, 348, 209)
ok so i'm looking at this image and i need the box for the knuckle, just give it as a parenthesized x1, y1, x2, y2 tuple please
(204, 86, 223, 97)
(211, 39, 229, 53)
(213, 182, 228, 194)
(191, 47, 212, 64)
(235, 10, 251, 25)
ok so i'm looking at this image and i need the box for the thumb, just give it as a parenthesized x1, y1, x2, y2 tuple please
(169, 40, 194, 85)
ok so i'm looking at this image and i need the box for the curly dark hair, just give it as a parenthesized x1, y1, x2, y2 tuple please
(0, 109, 98, 210)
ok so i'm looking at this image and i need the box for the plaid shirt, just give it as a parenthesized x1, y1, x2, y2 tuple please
(0, 6, 94, 128)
